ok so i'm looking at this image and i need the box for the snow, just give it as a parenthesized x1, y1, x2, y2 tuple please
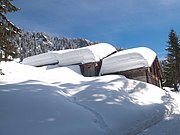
(0, 61, 180, 135)
(22, 43, 116, 67)
(22, 53, 59, 66)
(138, 92, 180, 135)
(100, 47, 157, 75)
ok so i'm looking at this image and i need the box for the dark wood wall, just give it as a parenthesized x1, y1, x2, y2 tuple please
(80, 57, 163, 87)
(120, 57, 162, 87)
(80, 61, 102, 77)
(101, 57, 163, 87)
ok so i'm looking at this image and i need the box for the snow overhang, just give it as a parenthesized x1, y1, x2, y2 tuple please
(54, 43, 117, 66)
(100, 47, 157, 75)
(22, 53, 58, 66)
(22, 43, 117, 67)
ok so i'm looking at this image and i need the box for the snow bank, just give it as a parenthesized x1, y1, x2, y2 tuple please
(0, 61, 179, 135)
(22, 43, 116, 67)
(138, 90, 180, 135)
(100, 47, 156, 75)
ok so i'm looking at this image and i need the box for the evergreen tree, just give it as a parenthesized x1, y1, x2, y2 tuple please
(0, 0, 20, 61)
(163, 29, 180, 90)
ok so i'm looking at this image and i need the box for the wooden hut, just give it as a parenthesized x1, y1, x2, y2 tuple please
(100, 47, 163, 87)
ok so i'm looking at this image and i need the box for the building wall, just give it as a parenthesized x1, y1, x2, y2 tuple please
(80, 61, 102, 77)
(120, 68, 148, 83)
(148, 57, 163, 87)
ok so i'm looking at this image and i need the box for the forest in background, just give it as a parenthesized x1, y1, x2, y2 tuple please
(10, 31, 98, 61)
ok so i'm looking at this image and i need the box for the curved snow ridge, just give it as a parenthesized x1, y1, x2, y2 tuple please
(67, 96, 114, 135)
(123, 104, 166, 135)
(138, 115, 180, 135)
(129, 90, 179, 135)
(161, 92, 179, 117)
(137, 92, 180, 135)
(50, 78, 116, 134)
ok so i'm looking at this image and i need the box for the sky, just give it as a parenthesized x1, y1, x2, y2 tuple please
(7, 0, 180, 59)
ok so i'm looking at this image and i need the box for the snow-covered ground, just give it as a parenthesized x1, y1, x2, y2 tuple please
(0, 61, 180, 135)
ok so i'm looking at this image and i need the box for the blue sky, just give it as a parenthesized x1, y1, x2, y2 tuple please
(8, 0, 180, 59)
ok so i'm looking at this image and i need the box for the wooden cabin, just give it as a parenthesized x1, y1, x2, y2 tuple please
(100, 47, 163, 87)
(22, 44, 163, 86)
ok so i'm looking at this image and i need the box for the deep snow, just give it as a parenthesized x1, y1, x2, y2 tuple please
(100, 47, 157, 75)
(22, 43, 116, 67)
(0, 61, 180, 135)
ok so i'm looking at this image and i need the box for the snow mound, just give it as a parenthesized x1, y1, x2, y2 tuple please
(0, 61, 180, 135)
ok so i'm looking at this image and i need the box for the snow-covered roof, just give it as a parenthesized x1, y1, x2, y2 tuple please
(100, 47, 157, 75)
(22, 43, 116, 66)
(22, 53, 59, 66)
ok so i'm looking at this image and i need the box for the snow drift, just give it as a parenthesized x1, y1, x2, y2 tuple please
(0, 61, 180, 135)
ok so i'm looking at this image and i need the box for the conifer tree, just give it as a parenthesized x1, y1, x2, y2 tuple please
(0, 0, 20, 61)
(163, 29, 180, 90)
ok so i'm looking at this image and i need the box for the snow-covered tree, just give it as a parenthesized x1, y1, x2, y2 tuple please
(12, 31, 98, 61)
(0, 0, 20, 61)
